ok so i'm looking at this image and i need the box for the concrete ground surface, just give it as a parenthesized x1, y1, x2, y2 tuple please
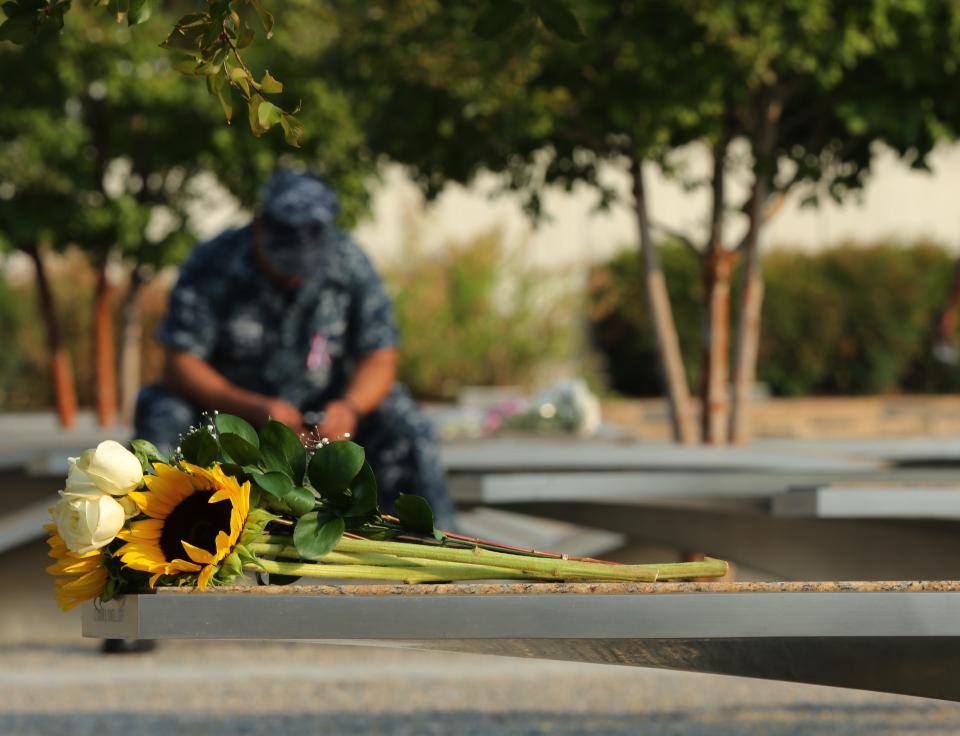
(4, 637, 960, 736)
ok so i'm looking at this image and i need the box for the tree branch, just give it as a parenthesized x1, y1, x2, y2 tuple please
(650, 221, 702, 257)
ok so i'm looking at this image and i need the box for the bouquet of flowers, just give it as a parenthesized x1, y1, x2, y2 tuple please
(45, 412, 727, 611)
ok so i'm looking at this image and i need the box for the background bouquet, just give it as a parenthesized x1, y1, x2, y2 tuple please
(45, 413, 727, 610)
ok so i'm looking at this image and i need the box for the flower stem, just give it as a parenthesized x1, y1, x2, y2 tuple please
(634, 558, 728, 580)
(249, 542, 663, 582)
(255, 535, 673, 582)
(247, 559, 529, 584)
(257, 534, 727, 582)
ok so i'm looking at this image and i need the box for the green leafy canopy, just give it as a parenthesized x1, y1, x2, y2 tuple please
(1, 0, 583, 145)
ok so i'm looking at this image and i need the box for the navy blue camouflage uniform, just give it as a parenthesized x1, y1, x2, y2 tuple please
(134, 172, 455, 527)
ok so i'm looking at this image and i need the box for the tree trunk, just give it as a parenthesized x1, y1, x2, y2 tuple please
(932, 254, 960, 350)
(25, 243, 77, 429)
(93, 255, 118, 427)
(730, 94, 783, 444)
(728, 179, 766, 444)
(629, 157, 696, 444)
(119, 267, 146, 425)
(700, 141, 731, 445)
(700, 249, 735, 444)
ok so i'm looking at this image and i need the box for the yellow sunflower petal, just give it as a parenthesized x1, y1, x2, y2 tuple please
(181, 541, 215, 565)
(168, 558, 202, 573)
(46, 556, 100, 576)
(197, 565, 215, 591)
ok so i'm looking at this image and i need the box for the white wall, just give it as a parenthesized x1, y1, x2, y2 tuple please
(355, 143, 960, 270)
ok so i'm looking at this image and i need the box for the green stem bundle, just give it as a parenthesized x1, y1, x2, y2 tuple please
(249, 535, 727, 583)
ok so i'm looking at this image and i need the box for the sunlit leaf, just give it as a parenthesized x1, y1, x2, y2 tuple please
(279, 112, 304, 147)
(260, 70, 282, 94)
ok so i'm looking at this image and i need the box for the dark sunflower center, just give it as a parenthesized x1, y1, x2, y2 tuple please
(159, 491, 233, 562)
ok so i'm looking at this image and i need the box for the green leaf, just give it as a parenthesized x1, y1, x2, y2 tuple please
(247, 95, 266, 135)
(219, 433, 261, 467)
(396, 493, 435, 536)
(257, 99, 282, 129)
(347, 461, 379, 518)
(217, 551, 244, 582)
(530, 0, 584, 41)
(173, 59, 200, 74)
(473, 0, 525, 40)
(236, 21, 255, 48)
(226, 70, 250, 97)
(240, 509, 277, 545)
(279, 113, 304, 148)
(260, 444, 288, 475)
(251, 470, 294, 499)
(284, 486, 315, 516)
(130, 439, 165, 470)
(293, 512, 345, 560)
(219, 462, 245, 478)
(307, 441, 365, 496)
(263, 494, 293, 515)
(260, 70, 283, 94)
(127, 0, 149, 25)
(179, 427, 220, 467)
(217, 77, 233, 123)
(215, 413, 259, 447)
(234, 543, 260, 567)
(0, 14, 34, 43)
(259, 420, 306, 481)
(248, 0, 273, 37)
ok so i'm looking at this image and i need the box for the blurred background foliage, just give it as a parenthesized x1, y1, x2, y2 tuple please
(588, 239, 960, 399)
(4, 237, 960, 410)
(6, 0, 960, 421)
(386, 230, 581, 400)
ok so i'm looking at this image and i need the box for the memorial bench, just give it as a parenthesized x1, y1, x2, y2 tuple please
(82, 580, 960, 702)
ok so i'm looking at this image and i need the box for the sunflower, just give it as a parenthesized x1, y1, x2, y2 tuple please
(45, 524, 108, 611)
(117, 462, 250, 590)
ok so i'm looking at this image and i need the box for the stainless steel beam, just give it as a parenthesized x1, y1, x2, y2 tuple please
(774, 485, 960, 519)
(82, 586, 960, 701)
(83, 588, 960, 641)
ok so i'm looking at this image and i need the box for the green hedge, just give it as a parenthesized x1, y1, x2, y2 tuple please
(588, 240, 960, 397)
(386, 231, 579, 400)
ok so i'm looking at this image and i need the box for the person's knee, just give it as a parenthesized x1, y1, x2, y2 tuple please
(133, 384, 199, 452)
(363, 389, 432, 442)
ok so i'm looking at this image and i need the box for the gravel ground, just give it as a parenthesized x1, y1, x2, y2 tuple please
(3, 639, 960, 736)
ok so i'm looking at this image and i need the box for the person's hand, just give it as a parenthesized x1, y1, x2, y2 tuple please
(259, 397, 309, 434)
(318, 400, 358, 441)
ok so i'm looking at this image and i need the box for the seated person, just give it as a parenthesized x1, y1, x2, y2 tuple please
(134, 169, 455, 529)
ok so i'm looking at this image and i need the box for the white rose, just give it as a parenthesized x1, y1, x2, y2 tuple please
(64, 458, 101, 497)
(72, 440, 143, 497)
(52, 491, 126, 554)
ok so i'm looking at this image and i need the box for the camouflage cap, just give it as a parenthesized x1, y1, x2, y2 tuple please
(260, 168, 339, 227)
